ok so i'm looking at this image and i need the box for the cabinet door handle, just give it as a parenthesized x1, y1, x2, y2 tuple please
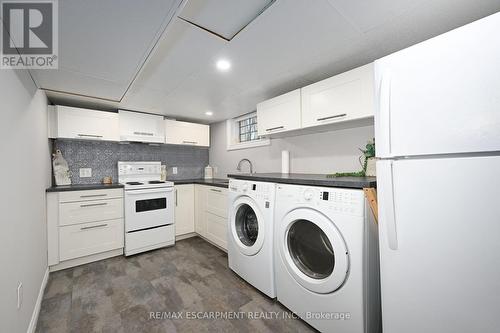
(133, 131, 154, 136)
(317, 113, 347, 122)
(182, 140, 197, 144)
(210, 188, 222, 193)
(80, 194, 107, 198)
(265, 126, 284, 132)
(175, 189, 178, 206)
(316, 113, 347, 121)
(80, 202, 108, 208)
(77, 134, 103, 138)
(81, 223, 108, 230)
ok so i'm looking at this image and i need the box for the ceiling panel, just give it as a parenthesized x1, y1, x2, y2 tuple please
(363, 0, 500, 56)
(178, 0, 274, 40)
(128, 18, 225, 94)
(45, 0, 500, 123)
(31, 0, 181, 100)
(327, 0, 425, 32)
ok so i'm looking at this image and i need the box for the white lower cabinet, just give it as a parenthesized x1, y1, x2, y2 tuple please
(59, 219, 124, 261)
(194, 185, 228, 250)
(47, 188, 124, 270)
(174, 184, 195, 236)
(205, 212, 228, 250)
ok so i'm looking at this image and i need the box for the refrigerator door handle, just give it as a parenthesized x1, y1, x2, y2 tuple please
(376, 69, 393, 157)
(380, 160, 398, 250)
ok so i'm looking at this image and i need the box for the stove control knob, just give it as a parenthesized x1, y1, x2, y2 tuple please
(304, 189, 314, 201)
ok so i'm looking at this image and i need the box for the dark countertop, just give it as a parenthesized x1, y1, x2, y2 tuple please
(46, 183, 124, 192)
(171, 178, 229, 189)
(227, 173, 376, 189)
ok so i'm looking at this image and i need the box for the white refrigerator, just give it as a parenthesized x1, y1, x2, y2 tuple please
(375, 12, 500, 333)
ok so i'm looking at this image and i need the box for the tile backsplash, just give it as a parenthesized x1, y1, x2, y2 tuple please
(52, 139, 209, 184)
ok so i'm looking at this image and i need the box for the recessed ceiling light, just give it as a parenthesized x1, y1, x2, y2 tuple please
(216, 59, 231, 71)
(205, 111, 214, 116)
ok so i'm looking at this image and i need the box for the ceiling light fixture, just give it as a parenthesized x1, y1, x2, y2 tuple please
(205, 111, 214, 116)
(216, 59, 231, 71)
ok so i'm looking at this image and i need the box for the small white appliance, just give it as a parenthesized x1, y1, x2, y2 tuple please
(118, 161, 175, 256)
(375, 12, 500, 333)
(274, 184, 380, 333)
(228, 179, 276, 298)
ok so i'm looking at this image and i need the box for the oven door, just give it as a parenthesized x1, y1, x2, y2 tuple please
(124, 187, 174, 232)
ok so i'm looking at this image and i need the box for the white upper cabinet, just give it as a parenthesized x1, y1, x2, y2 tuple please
(119, 110, 165, 143)
(257, 89, 301, 136)
(48, 105, 120, 141)
(164, 119, 210, 147)
(301, 63, 374, 128)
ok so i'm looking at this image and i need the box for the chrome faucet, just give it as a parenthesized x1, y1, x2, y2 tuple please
(237, 158, 253, 174)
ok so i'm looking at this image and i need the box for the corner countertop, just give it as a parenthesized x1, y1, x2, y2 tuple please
(227, 173, 376, 189)
(171, 178, 229, 189)
(46, 183, 124, 192)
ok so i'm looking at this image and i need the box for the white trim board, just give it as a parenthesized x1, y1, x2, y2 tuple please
(27, 268, 49, 333)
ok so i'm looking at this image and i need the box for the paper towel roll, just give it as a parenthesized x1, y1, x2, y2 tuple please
(282, 150, 290, 174)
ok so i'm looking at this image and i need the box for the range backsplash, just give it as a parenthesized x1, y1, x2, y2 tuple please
(52, 139, 209, 184)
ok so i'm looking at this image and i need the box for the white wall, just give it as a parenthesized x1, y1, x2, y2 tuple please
(209, 120, 374, 177)
(0, 69, 50, 332)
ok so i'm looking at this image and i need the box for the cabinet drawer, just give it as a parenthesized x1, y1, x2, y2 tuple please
(206, 187, 228, 218)
(59, 198, 123, 226)
(205, 212, 227, 250)
(59, 219, 124, 261)
(59, 188, 123, 203)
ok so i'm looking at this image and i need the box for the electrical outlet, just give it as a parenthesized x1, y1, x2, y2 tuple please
(172, 167, 178, 175)
(79, 168, 92, 178)
(17, 282, 22, 309)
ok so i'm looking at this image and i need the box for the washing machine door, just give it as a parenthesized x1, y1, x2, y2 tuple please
(278, 208, 349, 294)
(230, 196, 265, 256)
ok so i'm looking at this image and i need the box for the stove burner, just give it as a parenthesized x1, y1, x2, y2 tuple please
(148, 181, 165, 184)
(126, 182, 144, 185)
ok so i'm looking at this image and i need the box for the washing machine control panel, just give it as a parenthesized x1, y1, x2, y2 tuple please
(229, 180, 273, 201)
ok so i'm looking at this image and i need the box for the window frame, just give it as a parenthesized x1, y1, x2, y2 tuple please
(226, 112, 271, 151)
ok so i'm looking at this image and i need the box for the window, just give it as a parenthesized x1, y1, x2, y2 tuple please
(226, 112, 271, 151)
(238, 115, 259, 143)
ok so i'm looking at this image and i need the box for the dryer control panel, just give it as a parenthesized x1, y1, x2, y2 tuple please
(280, 185, 364, 217)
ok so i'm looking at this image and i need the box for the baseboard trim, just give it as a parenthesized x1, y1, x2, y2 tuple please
(49, 248, 123, 272)
(175, 232, 197, 241)
(27, 267, 49, 333)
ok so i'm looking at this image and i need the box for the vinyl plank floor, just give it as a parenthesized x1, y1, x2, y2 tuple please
(36, 237, 315, 333)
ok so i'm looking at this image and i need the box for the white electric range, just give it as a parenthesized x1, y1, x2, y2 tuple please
(118, 161, 175, 256)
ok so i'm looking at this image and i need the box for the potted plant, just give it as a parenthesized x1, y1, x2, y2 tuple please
(327, 139, 376, 178)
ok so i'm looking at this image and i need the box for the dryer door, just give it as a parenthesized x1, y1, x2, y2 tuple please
(278, 208, 349, 294)
(230, 196, 265, 256)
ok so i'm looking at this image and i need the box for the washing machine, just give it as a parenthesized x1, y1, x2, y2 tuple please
(228, 179, 276, 298)
(274, 183, 381, 333)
